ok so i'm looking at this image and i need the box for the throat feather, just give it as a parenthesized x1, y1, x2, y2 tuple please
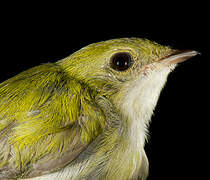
(122, 67, 174, 147)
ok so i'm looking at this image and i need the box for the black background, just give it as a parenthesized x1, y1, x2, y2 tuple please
(1, 2, 209, 180)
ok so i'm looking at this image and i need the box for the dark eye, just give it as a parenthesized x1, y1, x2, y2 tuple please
(110, 52, 133, 71)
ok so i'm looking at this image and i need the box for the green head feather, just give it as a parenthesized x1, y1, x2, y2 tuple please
(58, 38, 172, 96)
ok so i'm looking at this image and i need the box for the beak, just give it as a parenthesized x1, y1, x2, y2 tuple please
(161, 50, 200, 65)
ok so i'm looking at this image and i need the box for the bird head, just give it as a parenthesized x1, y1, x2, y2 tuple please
(59, 38, 197, 111)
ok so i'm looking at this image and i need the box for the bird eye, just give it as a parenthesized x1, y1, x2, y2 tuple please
(110, 52, 133, 71)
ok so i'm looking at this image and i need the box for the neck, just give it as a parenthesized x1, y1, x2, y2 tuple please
(113, 67, 174, 179)
(122, 67, 174, 143)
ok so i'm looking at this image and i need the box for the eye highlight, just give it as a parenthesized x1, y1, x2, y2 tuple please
(110, 52, 133, 71)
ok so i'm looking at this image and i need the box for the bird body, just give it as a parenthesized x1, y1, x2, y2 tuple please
(0, 38, 198, 180)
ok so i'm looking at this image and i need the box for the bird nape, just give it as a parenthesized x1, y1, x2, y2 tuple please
(0, 38, 198, 180)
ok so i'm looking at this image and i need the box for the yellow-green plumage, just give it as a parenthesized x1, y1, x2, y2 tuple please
(0, 38, 196, 180)
(0, 63, 106, 174)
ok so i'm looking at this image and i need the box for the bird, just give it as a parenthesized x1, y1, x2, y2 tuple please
(0, 38, 198, 180)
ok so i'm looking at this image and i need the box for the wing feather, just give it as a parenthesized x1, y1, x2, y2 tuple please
(0, 63, 106, 179)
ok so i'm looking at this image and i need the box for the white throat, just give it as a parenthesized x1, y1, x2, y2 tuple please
(122, 66, 175, 148)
